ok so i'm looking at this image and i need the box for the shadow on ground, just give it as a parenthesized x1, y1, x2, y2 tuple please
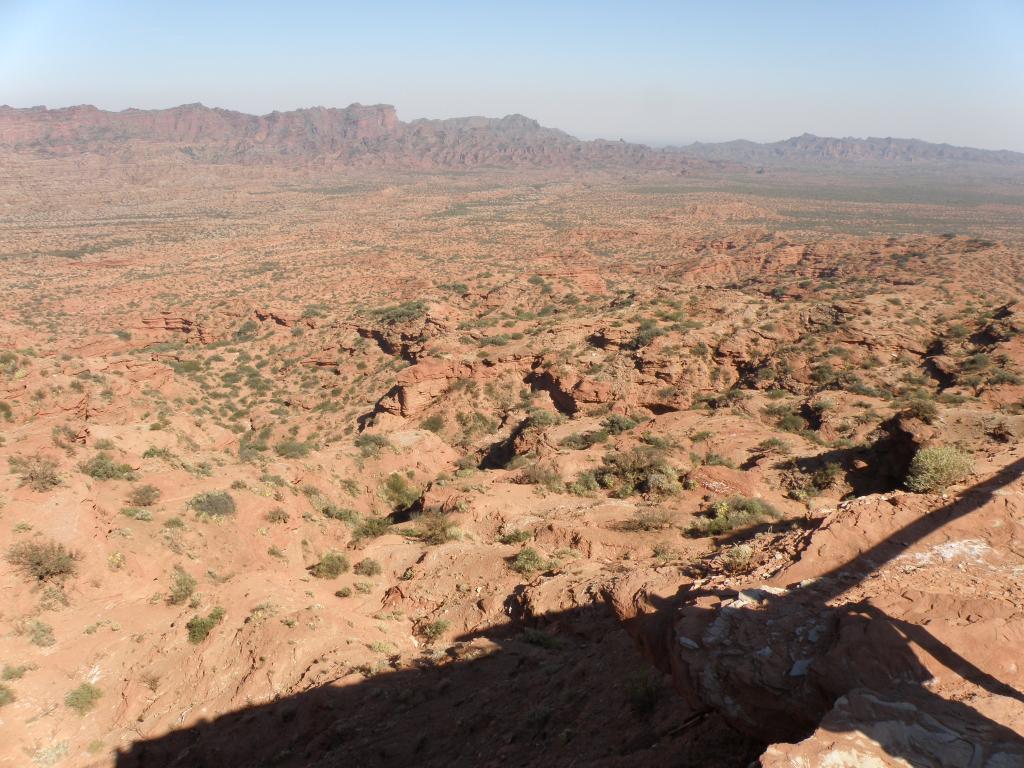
(116, 459, 1024, 768)
(113, 599, 761, 768)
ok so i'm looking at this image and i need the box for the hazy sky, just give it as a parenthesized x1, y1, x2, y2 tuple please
(2, 0, 1023, 150)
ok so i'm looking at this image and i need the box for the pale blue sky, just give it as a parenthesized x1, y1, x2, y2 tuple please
(2, 0, 1022, 149)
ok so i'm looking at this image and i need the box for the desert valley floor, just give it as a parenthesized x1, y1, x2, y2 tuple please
(2, 150, 1024, 766)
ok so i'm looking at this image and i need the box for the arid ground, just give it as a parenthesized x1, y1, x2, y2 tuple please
(2, 111, 1024, 766)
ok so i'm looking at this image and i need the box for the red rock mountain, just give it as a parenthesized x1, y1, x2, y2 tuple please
(0, 102, 700, 170)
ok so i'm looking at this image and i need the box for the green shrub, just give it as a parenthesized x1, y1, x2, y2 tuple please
(568, 471, 599, 496)
(652, 542, 678, 562)
(623, 508, 672, 531)
(120, 507, 153, 521)
(903, 399, 939, 424)
(523, 409, 561, 430)
(755, 437, 790, 455)
(420, 619, 450, 642)
(167, 566, 197, 605)
(0, 683, 13, 708)
(559, 430, 609, 450)
(2, 664, 35, 680)
(322, 504, 359, 524)
(189, 491, 236, 518)
(8, 453, 60, 491)
(518, 462, 563, 492)
(372, 301, 426, 325)
(143, 446, 177, 461)
(309, 552, 350, 579)
(721, 543, 754, 573)
(499, 529, 532, 545)
(627, 673, 662, 717)
(354, 517, 392, 540)
(265, 508, 289, 524)
(420, 414, 445, 433)
(353, 558, 382, 577)
(79, 452, 137, 481)
(596, 447, 678, 497)
(65, 683, 102, 715)
(692, 497, 781, 535)
(602, 414, 639, 435)
(511, 547, 546, 575)
(7, 539, 79, 582)
(355, 433, 391, 458)
(414, 511, 459, 544)
(906, 446, 973, 492)
(274, 439, 312, 458)
(186, 607, 225, 644)
(702, 453, 736, 468)
(22, 620, 55, 647)
(128, 484, 161, 507)
(382, 473, 421, 511)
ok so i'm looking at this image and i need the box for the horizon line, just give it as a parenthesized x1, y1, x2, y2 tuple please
(2, 100, 1023, 156)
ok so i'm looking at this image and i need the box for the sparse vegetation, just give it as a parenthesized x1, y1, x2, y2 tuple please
(353, 558, 382, 576)
(354, 517, 393, 540)
(906, 446, 973, 492)
(419, 619, 450, 642)
(692, 497, 782, 535)
(128, 484, 161, 507)
(308, 552, 350, 579)
(596, 447, 679, 497)
(7, 539, 79, 582)
(65, 683, 102, 715)
(4, 108, 1024, 768)
(265, 507, 289, 524)
(186, 607, 226, 644)
(413, 511, 459, 544)
(499, 529, 532, 545)
(274, 439, 313, 458)
(355, 433, 392, 458)
(9, 453, 60, 491)
(511, 547, 546, 575)
(382, 473, 421, 511)
(79, 452, 137, 481)
(167, 565, 197, 605)
(189, 491, 236, 518)
(23, 620, 55, 647)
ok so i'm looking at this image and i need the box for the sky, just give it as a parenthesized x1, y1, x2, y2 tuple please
(1, 0, 1023, 150)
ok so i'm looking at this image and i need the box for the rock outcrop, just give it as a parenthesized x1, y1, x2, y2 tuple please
(613, 458, 1024, 765)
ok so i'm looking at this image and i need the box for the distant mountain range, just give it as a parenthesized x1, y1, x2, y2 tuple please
(679, 133, 1024, 166)
(0, 103, 698, 171)
(0, 103, 1020, 170)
